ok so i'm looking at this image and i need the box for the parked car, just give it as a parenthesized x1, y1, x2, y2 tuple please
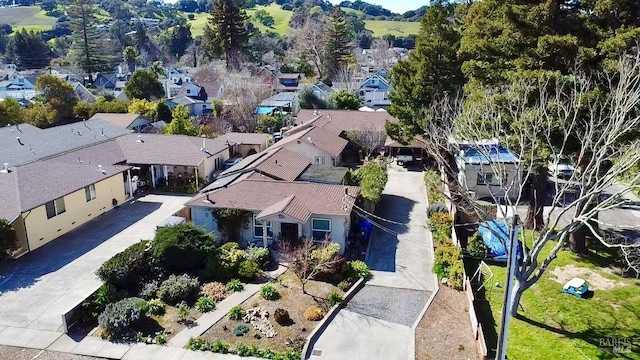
(549, 156, 576, 179)
(223, 158, 242, 169)
(396, 148, 414, 165)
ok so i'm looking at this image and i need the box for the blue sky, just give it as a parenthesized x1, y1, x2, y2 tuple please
(328, 0, 428, 14)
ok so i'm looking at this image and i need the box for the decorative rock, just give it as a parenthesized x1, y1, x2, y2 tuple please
(243, 307, 277, 338)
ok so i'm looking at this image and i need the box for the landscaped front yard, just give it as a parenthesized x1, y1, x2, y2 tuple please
(481, 243, 640, 359)
(200, 270, 341, 353)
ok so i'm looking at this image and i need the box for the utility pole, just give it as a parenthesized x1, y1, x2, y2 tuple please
(495, 215, 519, 360)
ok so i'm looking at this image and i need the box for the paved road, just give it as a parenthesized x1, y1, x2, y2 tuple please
(310, 164, 435, 360)
(0, 195, 189, 331)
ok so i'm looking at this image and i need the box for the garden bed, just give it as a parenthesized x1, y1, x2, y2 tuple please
(199, 270, 341, 353)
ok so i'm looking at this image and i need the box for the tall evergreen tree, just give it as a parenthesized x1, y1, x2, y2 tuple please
(323, 8, 352, 80)
(203, 0, 248, 70)
(6, 30, 51, 69)
(69, 0, 107, 77)
(387, 2, 465, 144)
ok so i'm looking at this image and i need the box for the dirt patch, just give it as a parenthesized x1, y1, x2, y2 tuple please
(551, 265, 618, 290)
(415, 286, 479, 360)
(201, 270, 339, 352)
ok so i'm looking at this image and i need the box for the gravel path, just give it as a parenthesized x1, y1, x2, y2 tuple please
(0, 346, 102, 360)
(347, 285, 431, 327)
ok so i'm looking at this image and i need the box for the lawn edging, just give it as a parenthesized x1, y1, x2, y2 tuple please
(301, 276, 366, 359)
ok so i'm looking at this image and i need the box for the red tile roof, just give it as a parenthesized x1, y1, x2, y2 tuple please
(186, 179, 359, 216)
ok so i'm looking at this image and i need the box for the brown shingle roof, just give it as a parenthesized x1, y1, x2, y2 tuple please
(215, 132, 271, 146)
(273, 126, 348, 158)
(89, 113, 143, 129)
(116, 133, 228, 166)
(253, 148, 310, 181)
(295, 109, 398, 135)
(187, 179, 359, 216)
(256, 195, 311, 223)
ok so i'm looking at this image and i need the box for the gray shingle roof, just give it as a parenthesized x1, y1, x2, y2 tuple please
(115, 133, 228, 166)
(89, 113, 143, 129)
(295, 109, 398, 135)
(0, 119, 131, 167)
(215, 132, 271, 146)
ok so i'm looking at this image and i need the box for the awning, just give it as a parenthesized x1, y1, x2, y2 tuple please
(254, 106, 277, 115)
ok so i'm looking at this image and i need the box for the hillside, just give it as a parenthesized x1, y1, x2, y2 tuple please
(187, 4, 419, 37)
(0, 5, 57, 33)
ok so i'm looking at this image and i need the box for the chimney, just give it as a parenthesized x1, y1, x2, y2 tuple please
(200, 135, 206, 153)
(0, 163, 9, 173)
(16, 136, 23, 145)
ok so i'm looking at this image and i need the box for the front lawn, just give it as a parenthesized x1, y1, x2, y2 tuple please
(481, 242, 640, 359)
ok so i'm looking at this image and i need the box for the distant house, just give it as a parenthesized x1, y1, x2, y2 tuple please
(93, 72, 119, 89)
(256, 92, 299, 115)
(358, 71, 392, 108)
(89, 113, 151, 132)
(454, 140, 522, 200)
(275, 73, 303, 92)
(215, 132, 272, 157)
(310, 83, 335, 101)
(183, 83, 208, 101)
(73, 82, 97, 103)
(166, 67, 192, 85)
(166, 96, 210, 116)
(3, 72, 38, 90)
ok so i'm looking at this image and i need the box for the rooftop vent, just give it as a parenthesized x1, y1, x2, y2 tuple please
(307, 136, 313, 144)
(16, 136, 23, 145)
(137, 135, 144, 143)
(98, 164, 106, 174)
(0, 163, 10, 173)
(200, 135, 206, 153)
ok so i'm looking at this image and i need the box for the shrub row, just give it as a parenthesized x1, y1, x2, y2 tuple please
(424, 169, 446, 205)
(97, 297, 149, 339)
(186, 338, 301, 360)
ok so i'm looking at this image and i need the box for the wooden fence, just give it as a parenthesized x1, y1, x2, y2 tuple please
(465, 277, 488, 360)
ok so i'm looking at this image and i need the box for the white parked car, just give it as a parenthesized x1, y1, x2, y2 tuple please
(549, 156, 576, 179)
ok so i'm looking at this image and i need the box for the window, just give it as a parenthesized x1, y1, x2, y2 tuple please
(314, 156, 325, 165)
(85, 184, 96, 202)
(253, 216, 273, 238)
(45, 197, 66, 219)
(312, 218, 331, 240)
(477, 173, 503, 186)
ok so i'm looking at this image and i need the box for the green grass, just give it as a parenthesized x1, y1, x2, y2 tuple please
(364, 20, 420, 37)
(0, 6, 58, 33)
(184, 12, 209, 37)
(185, 4, 293, 37)
(341, 7, 365, 17)
(480, 236, 640, 360)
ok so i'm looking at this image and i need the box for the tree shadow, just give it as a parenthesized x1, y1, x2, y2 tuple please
(0, 200, 162, 293)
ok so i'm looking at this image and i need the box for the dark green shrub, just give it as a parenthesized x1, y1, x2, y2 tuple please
(259, 284, 280, 300)
(433, 245, 462, 279)
(75, 284, 126, 324)
(233, 323, 249, 336)
(226, 279, 244, 292)
(328, 291, 344, 307)
(96, 241, 153, 292)
(98, 297, 148, 339)
(467, 231, 487, 257)
(245, 245, 270, 269)
(238, 260, 260, 280)
(151, 224, 216, 274)
(195, 296, 216, 312)
(228, 305, 245, 320)
(158, 274, 200, 305)
(429, 212, 452, 232)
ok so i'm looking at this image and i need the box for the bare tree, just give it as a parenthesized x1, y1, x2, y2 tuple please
(346, 124, 387, 160)
(288, 18, 326, 78)
(421, 53, 640, 316)
(220, 69, 272, 132)
(370, 38, 393, 69)
(333, 65, 360, 92)
(280, 237, 343, 295)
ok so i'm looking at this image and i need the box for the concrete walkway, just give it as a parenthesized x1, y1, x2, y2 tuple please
(0, 195, 189, 331)
(310, 164, 436, 360)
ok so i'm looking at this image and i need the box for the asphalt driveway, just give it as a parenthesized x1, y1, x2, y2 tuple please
(0, 195, 189, 331)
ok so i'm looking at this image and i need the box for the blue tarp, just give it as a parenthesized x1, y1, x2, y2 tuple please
(478, 220, 523, 262)
(254, 106, 277, 114)
(358, 220, 373, 240)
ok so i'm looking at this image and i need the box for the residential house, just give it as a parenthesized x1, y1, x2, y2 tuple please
(275, 125, 348, 167)
(275, 73, 303, 93)
(183, 83, 208, 101)
(166, 96, 210, 116)
(215, 132, 272, 157)
(454, 140, 522, 200)
(310, 83, 335, 101)
(89, 113, 151, 132)
(187, 179, 359, 252)
(93, 72, 119, 89)
(295, 109, 397, 135)
(166, 67, 192, 85)
(73, 82, 97, 103)
(255, 92, 299, 115)
(162, 79, 181, 99)
(358, 70, 392, 108)
(116, 133, 230, 186)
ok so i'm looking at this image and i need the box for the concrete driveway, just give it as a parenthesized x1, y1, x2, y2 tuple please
(0, 195, 189, 331)
(309, 164, 436, 360)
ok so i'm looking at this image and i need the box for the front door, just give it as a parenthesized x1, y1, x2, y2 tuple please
(281, 223, 298, 243)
